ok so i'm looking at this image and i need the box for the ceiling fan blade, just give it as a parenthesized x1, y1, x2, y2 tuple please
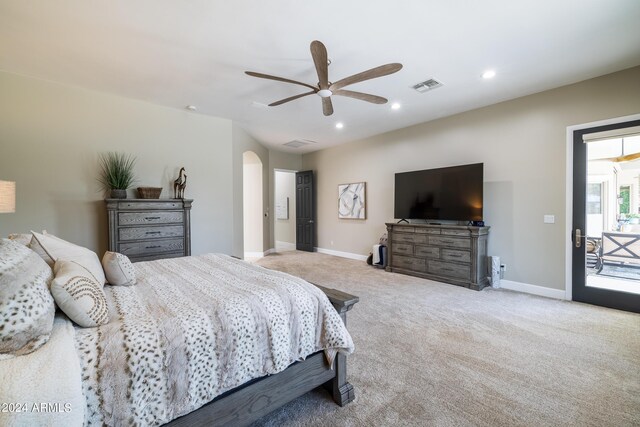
(245, 71, 317, 91)
(310, 40, 329, 90)
(322, 97, 334, 116)
(329, 63, 403, 91)
(599, 152, 640, 163)
(333, 89, 388, 104)
(268, 90, 316, 106)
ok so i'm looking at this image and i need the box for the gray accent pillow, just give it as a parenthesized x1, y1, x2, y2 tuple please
(0, 238, 55, 358)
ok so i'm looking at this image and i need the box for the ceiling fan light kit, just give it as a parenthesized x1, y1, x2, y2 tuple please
(245, 40, 403, 116)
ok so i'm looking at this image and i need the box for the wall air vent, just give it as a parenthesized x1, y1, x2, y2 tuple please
(411, 78, 443, 93)
(283, 139, 317, 148)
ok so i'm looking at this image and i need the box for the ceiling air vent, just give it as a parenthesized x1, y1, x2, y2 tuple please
(283, 139, 317, 148)
(411, 78, 443, 93)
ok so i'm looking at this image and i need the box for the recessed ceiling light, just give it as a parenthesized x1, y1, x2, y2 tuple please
(391, 103, 401, 110)
(482, 70, 496, 79)
(186, 105, 197, 111)
(335, 122, 344, 129)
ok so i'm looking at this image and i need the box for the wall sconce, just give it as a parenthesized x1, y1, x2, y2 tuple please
(0, 181, 16, 213)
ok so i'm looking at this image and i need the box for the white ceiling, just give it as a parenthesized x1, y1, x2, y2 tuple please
(1, 0, 639, 153)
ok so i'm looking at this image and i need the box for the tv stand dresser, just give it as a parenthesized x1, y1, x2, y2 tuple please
(385, 223, 490, 290)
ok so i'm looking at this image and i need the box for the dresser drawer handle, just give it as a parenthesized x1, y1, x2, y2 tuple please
(440, 240, 455, 245)
(145, 216, 161, 220)
(145, 231, 162, 235)
(146, 245, 162, 249)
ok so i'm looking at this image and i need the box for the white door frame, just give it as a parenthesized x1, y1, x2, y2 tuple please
(565, 113, 640, 301)
(273, 168, 298, 252)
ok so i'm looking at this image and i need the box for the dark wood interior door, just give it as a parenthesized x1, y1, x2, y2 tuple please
(296, 170, 315, 252)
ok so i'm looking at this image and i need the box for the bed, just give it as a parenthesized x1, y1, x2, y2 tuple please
(0, 238, 358, 427)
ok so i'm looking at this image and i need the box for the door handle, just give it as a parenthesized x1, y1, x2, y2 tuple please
(575, 228, 582, 248)
(309, 220, 314, 224)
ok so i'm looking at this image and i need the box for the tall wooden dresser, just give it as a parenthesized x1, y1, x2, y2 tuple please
(106, 199, 193, 262)
(386, 223, 490, 290)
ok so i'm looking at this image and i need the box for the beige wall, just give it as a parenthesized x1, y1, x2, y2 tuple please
(274, 170, 296, 245)
(0, 71, 234, 256)
(0, 71, 301, 260)
(302, 66, 640, 291)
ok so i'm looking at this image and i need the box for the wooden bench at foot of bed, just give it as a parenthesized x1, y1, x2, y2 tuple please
(166, 285, 359, 427)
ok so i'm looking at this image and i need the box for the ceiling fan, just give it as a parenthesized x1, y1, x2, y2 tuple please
(245, 40, 403, 116)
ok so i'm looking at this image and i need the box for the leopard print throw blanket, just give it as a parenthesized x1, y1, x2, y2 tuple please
(75, 254, 354, 426)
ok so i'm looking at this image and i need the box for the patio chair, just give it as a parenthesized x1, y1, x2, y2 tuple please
(601, 231, 640, 267)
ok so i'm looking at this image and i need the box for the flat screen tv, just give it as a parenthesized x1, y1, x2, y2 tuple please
(394, 163, 483, 221)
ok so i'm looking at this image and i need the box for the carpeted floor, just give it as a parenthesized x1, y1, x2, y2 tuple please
(252, 251, 640, 427)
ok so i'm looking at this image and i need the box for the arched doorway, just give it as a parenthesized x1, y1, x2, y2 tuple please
(243, 151, 264, 259)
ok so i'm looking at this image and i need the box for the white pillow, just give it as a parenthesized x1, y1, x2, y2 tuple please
(28, 230, 54, 267)
(102, 252, 136, 286)
(0, 239, 55, 358)
(51, 260, 110, 328)
(31, 231, 106, 285)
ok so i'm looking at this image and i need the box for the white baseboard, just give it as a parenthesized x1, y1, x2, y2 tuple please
(275, 241, 296, 251)
(244, 249, 274, 259)
(499, 279, 567, 300)
(315, 247, 368, 262)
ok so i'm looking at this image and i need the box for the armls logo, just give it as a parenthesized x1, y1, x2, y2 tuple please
(1, 402, 73, 413)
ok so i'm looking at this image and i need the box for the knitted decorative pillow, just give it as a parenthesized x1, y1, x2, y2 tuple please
(7, 233, 32, 247)
(0, 239, 55, 358)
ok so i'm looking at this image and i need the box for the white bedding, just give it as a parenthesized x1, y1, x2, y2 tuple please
(1, 254, 354, 426)
(0, 314, 85, 427)
(75, 253, 354, 426)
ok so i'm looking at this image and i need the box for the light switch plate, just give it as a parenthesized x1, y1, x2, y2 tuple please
(544, 215, 555, 224)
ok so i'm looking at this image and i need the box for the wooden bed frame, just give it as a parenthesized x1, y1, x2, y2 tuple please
(166, 285, 359, 426)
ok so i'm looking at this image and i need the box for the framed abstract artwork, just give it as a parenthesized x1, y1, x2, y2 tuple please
(338, 182, 366, 219)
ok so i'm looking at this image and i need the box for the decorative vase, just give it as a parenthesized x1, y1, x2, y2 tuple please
(110, 189, 127, 199)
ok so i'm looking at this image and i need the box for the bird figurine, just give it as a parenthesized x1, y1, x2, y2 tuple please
(173, 167, 185, 199)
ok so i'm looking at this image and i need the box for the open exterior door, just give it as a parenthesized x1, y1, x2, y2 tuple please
(572, 118, 640, 313)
